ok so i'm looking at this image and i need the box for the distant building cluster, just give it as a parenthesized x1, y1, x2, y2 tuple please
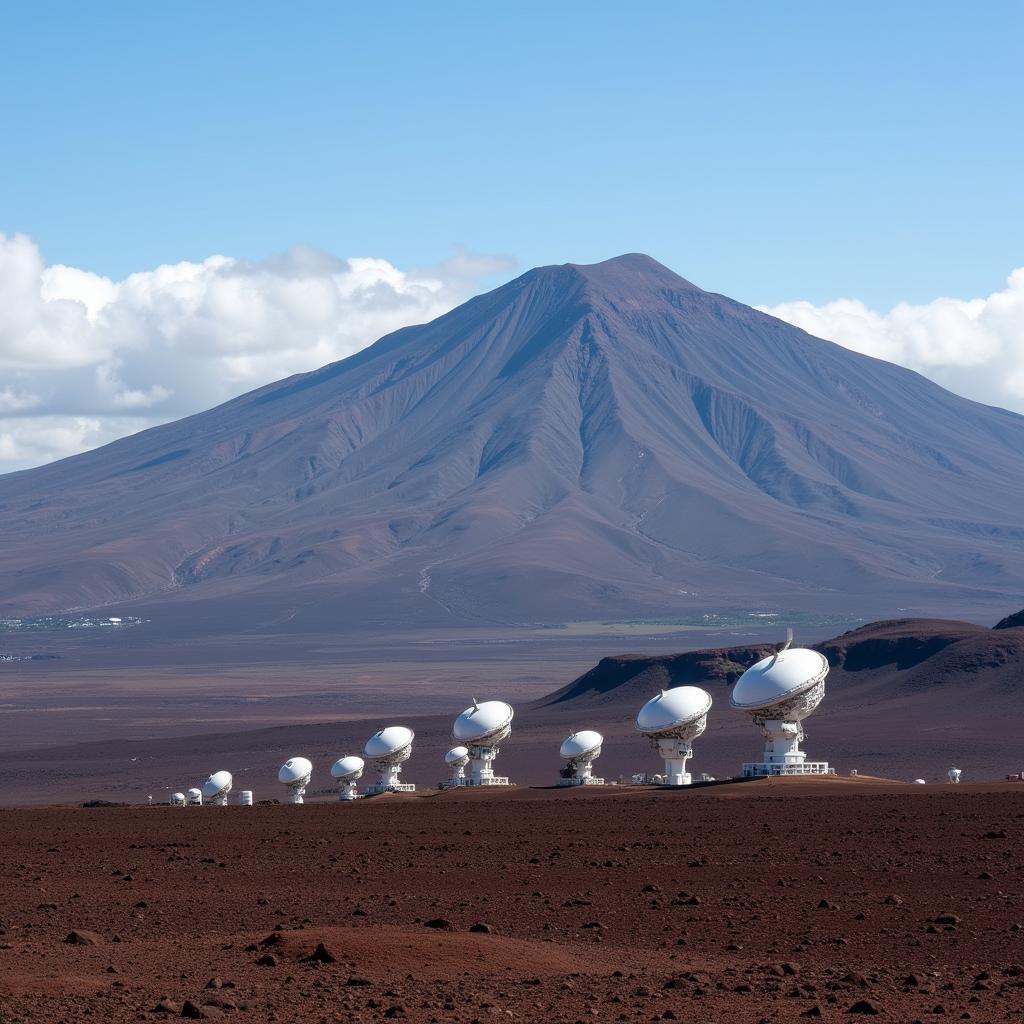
(0, 614, 146, 632)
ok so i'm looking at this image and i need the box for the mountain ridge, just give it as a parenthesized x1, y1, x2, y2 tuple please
(534, 611, 1024, 739)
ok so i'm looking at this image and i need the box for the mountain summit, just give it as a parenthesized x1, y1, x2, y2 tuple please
(3, 254, 1024, 629)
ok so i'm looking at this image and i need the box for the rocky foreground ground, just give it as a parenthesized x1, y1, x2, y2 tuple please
(1, 777, 1022, 1023)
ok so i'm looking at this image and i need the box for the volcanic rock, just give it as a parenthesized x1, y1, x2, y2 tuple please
(301, 942, 336, 964)
(847, 999, 882, 1014)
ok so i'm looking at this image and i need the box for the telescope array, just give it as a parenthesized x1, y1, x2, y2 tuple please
(165, 637, 971, 799)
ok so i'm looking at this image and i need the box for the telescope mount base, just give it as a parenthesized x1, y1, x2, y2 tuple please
(740, 761, 831, 778)
(365, 782, 417, 795)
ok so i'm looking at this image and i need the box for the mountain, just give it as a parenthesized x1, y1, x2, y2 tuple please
(3, 253, 1024, 631)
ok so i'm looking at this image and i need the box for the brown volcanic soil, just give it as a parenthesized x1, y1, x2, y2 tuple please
(2, 781, 1024, 1022)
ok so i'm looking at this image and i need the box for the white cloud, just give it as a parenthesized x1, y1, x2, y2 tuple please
(758, 269, 1024, 413)
(0, 386, 41, 413)
(5, 232, 1020, 476)
(0, 233, 515, 473)
(0, 415, 146, 468)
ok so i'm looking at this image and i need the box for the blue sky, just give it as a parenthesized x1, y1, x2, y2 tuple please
(1, 2, 1023, 472)
(2, 1, 1021, 307)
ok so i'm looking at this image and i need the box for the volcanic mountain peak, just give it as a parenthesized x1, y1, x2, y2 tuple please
(554, 252, 703, 294)
(3, 253, 1024, 628)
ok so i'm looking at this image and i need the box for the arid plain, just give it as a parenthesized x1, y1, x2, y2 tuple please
(2, 779, 1022, 1023)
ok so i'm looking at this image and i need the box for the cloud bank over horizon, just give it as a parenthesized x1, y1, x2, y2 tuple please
(2, 232, 1023, 474)
(0, 233, 514, 472)
(758, 270, 1024, 415)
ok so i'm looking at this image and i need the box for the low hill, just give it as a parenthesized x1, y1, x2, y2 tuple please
(538, 614, 1024, 712)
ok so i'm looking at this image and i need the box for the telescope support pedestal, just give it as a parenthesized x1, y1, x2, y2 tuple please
(558, 757, 605, 786)
(740, 717, 830, 777)
(657, 738, 694, 786)
(468, 745, 510, 786)
(366, 761, 416, 795)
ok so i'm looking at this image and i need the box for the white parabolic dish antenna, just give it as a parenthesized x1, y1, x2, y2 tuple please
(453, 699, 513, 743)
(330, 754, 365, 801)
(331, 754, 365, 781)
(452, 699, 513, 785)
(186, 787, 203, 806)
(635, 686, 712, 786)
(559, 729, 605, 786)
(731, 647, 828, 712)
(278, 756, 313, 804)
(445, 745, 470, 766)
(364, 726, 414, 761)
(560, 729, 603, 760)
(441, 745, 470, 788)
(730, 629, 830, 777)
(363, 726, 415, 794)
(170, 792, 186, 806)
(201, 770, 233, 805)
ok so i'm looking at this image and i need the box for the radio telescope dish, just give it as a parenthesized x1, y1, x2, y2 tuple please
(239, 790, 254, 806)
(441, 745, 470, 789)
(559, 730, 605, 786)
(278, 756, 312, 804)
(186, 787, 203, 806)
(363, 726, 416, 795)
(330, 755, 365, 801)
(452, 699, 514, 786)
(730, 629, 830, 777)
(635, 686, 712, 786)
(948, 766, 962, 784)
(201, 770, 233, 805)
(170, 792, 186, 807)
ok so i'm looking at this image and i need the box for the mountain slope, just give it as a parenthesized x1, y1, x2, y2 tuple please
(3, 253, 1024, 628)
